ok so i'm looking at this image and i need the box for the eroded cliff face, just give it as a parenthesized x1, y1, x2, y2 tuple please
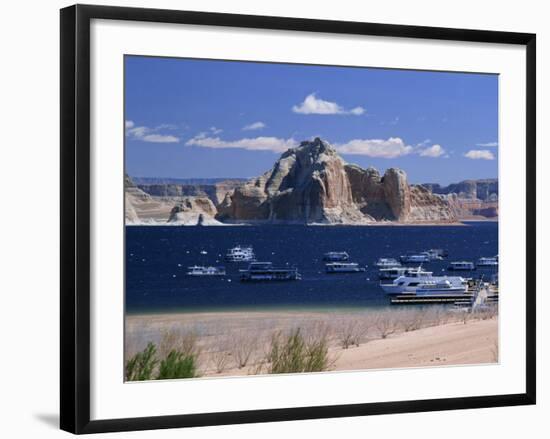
(409, 185, 455, 222)
(218, 138, 455, 224)
(421, 179, 498, 220)
(125, 138, 465, 225)
(445, 194, 499, 220)
(168, 196, 222, 225)
(422, 179, 498, 201)
(125, 174, 175, 223)
(136, 180, 243, 205)
(217, 138, 363, 223)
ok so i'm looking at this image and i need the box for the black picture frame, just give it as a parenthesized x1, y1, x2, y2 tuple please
(60, 4, 536, 434)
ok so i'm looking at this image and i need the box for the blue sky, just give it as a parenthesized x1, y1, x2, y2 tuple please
(125, 56, 498, 185)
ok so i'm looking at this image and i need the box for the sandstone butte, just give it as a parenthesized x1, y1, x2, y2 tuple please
(126, 138, 487, 225)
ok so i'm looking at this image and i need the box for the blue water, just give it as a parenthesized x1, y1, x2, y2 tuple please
(125, 222, 498, 313)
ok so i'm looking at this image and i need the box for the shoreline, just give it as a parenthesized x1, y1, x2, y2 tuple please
(126, 309, 498, 378)
(125, 220, 485, 227)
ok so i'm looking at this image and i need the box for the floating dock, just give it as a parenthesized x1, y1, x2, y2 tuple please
(390, 293, 473, 305)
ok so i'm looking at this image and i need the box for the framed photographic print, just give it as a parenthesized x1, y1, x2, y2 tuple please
(60, 4, 536, 434)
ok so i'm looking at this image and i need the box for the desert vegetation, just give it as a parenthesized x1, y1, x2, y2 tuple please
(125, 331, 202, 381)
(125, 306, 498, 381)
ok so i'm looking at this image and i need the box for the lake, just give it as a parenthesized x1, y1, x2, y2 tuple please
(125, 221, 498, 313)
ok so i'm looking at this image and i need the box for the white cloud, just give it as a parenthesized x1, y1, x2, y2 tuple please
(349, 107, 366, 116)
(125, 121, 180, 143)
(476, 141, 498, 147)
(141, 134, 179, 143)
(185, 135, 298, 153)
(464, 149, 495, 160)
(155, 123, 178, 130)
(242, 121, 266, 131)
(419, 144, 446, 158)
(184, 131, 448, 160)
(127, 126, 149, 138)
(209, 126, 223, 134)
(292, 93, 365, 116)
(335, 137, 413, 158)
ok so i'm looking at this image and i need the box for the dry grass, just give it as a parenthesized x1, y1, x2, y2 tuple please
(209, 336, 233, 374)
(397, 309, 427, 332)
(230, 330, 258, 369)
(159, 329, 202, 359)
(373, 312, 399, 339)
(125, 306, 499, 379)
(337, 318, 370, 348)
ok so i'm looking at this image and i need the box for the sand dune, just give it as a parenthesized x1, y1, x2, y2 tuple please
(334, 319, 497, 371)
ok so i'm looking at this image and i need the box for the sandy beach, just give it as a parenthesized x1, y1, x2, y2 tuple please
(334, 318, 497, 370)
(126, 309, 498, 378)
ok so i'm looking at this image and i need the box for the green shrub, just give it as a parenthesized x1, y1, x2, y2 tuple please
(267, 328, 330, 374)
(157, 350, 199, 379)
(125, 342, 158, 381)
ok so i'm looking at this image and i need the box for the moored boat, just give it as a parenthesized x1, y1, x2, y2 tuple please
(477, 257, 498, 267)
(380, 267, 467, 295)
(400, 254, 430, 263)
(378, 266, 423, 280)
(448, 261, 476, 271)
(325, 262, 366, 273)
(414, 280, 468, 296)
(240, 262, 301, 282)
(421, 249, 444, 261)
(428, 248, 448, 258)
(225, 245, 255, 262)
(374, 258, 401, 268)
(323, 251, 349, 262)
(187, 265, 226, 276)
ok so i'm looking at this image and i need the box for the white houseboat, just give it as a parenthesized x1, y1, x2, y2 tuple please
(323, 252, 349, 262)
(448, 261, 476, 271)
(380, 267, 467, 295)
(378, 266, 428, 280)
(374, 258, 402, 268)
(477, 257, 498, 267)
(325, 262, 366, 273)
(187, 266, 226, 276)
(240, 262, 301, 282)
(400, 254, 430, 264)
(225, 245, 255, 262)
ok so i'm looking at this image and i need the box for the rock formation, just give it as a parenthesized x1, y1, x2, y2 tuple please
(167, 196, 222, 225)
(422, 179, 498, 201)
(421, 179, 498, 219)
(125, 138, 496, 225)
(136, 179, 244, 205)
(217, 138, 365, 223)
(217, 138, 455, 224)
(124, 174, 174, 223)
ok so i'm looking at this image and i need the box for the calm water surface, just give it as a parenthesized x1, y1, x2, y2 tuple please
(126, 222, 498, 313)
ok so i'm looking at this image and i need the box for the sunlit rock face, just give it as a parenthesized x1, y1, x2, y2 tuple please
(218, 138, 456, 224)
